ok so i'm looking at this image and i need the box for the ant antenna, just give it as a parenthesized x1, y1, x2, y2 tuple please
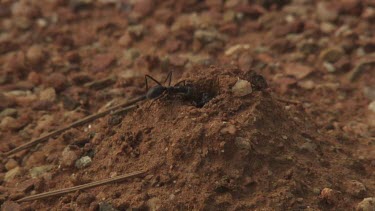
(164, 71, 173, 86)
(174, 80, 186, 86)
(145, 71, 174, 91)
(145, 75, 162, 91)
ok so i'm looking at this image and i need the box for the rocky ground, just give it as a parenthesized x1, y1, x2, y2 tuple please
(0, 0, 374, 210)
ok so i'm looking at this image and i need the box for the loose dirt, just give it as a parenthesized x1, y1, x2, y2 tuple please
(0, 0, 374, 210)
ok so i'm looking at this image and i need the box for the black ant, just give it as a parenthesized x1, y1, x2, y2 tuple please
(145, 72, 194, 102)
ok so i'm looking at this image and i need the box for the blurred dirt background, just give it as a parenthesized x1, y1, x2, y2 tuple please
(0, 0, 374, 210)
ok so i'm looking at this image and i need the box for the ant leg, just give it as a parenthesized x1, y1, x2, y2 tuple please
(163, 71, 172, 86)
(174, 80, 186, 86)
(145, 75, 162, 92)
(144, 75, 149, 92)
(147, 91, 167, 108)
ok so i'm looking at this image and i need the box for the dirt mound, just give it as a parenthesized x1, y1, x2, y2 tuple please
(1, 0, 374, 209)
(12, 67, 366, 210)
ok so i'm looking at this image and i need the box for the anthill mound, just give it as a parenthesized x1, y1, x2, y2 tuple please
(12, 68, 373, 210)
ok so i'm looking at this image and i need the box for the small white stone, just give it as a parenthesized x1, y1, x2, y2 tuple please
(232, 79, 252, 97)
(39, 87, 56, 102)
(4, 167, 21, 182)
(323, 62, 336, 73)
(75, 156, 92, 169)
(30, 165, 54, 178)
(356, 197, 375, 211)
(368, 101, 375, 113)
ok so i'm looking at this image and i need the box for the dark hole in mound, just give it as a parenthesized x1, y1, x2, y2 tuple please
(243, 71, 268, 91)
(184, 78, 219, 108)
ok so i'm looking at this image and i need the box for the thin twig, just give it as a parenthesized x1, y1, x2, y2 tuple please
(5, 95, 146, 157)
(275, 97, 301, 104)
(17, 169, 147, 203)
(111, 104, 139, 116)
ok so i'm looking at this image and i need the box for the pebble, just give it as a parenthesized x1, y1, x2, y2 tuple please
(3, 51, 26, 73)
(75, 156, 92, 169)
(369, 101, 375, 113)
(0, 108, 17, 118)
(272, 20, 304, 37)
(223, 10, 236, 23)
(299, 41, 319, 55)
(348, 59, 375, 81)
(5, 159, 18, 171)
(127, 25, 145, 39)
(45, 73, 67, 92)
(72, 73, 92, 85)
(91, 54, 116, 72)
(61, 146, 81, 167)
(0, 93, 15, 110)
(168, 55, 188, 67)
(316, 2, 339, 22)
(220, 124, 237, 135)
(118, 33, 132, 47)
(340, 0, 362, 15)
(121, 48, 140, 67)
(238, 52, 253, 72)
(15, 178, 39, 193)
(0, 170, 5, 180)
(62, 95, 79, 111)
(225, 0, 242, 8)
(356, 197, 375, 211)
(152, 24, 169, 42)
(69, 0, 94, 9)
(0, 74, 9, 85)
(147, 197, 161, 211)
(320, 22, 336, 33)
(334, 57, 351, 72)
(0, 39, 19, 54)
(34, 115, 54, 134)
(231, 79, 252, 97)
(24, 151, 46, 167)
(284, 63, 313, 79)
(26, 45, 45, 66)
(0, 116, 18, 131)
(319, 47, 344, 63)
(313, 187, 321, 195)
(362, 7, 375, 20)
(194, 29, 227, 44)
(225, 44, 250, 56)
(299, 142, 318, 153)
(36, 18, 48, 28)
(323, 62, 336, 73)
(343, 121, 370, 137)
(345, 180, 367, 198)
(98, 202, 119, 211)
(319, 188, 338, 205)
(0, 5, 11, 18)
(27, 71, 41, 85)
(29, 165, 53, 178)
(32, 100, 53, 111)
(39, 87, 56, 102)
(235, 137, 251, 150)
(11, 0, 39, 18)
(4, 167, 21, 182)
(13, 16, 32, 30)
(363, 87, 375, 101)
(132, 0, 154, 17)
(77, 192, 95, 205)
(297, 80, 315, 90)
(1, 201, 21, 211)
